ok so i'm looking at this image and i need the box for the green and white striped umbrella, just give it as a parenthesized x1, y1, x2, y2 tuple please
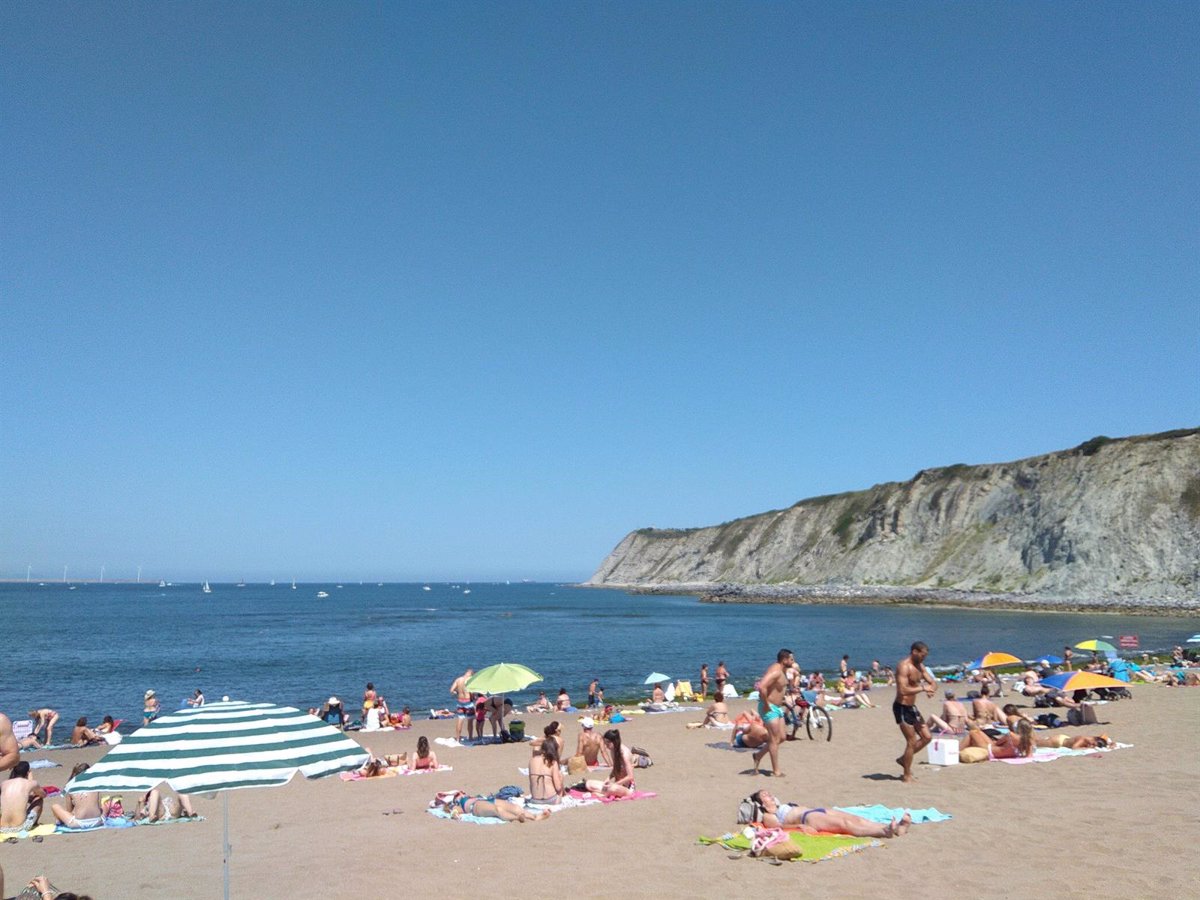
(67, 700, 368, 795)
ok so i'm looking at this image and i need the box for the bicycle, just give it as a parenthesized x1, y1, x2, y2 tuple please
(785, 697, 833, 741)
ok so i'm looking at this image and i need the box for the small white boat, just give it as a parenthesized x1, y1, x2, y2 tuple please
(202, 581, 212, 594)
(236, 579, 246, 588)
(270, 579, 275, 586)
(291, 579, 297, 590)
(423, 585, 431, 591)
(463, 588, 471, 595)
(316, 590, 330, 598)
(158, 580, 166, 588)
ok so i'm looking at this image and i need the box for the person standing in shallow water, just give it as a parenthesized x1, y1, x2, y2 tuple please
(700, 663, 709, 700)
(894, 641, 936, 783)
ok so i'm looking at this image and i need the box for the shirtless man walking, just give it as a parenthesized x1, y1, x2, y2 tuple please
(715, 661, 729, 697)
(894, 641, 937, 782)
(752, 649, 794, 778)
(449, 668, 475, 742)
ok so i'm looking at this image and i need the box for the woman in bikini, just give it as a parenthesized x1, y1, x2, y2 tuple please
(752, 790, 911, 838)
(527, 734, 564, 806)
(412, 736, 438, 770)
(531, 720, 565, 756)
(962, 719, 1037, 759)
(435, 791, 548, 823)
(584, 728, 635, 798)
(51, 764, 109, 829)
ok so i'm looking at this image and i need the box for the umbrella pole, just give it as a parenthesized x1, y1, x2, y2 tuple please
(223, 791, 231, 900)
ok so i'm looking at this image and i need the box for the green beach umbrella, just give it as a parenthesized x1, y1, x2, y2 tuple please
(465, 662, 543, 695)
(67, 700, 367, 899)
(1075, 639, 1117, 653)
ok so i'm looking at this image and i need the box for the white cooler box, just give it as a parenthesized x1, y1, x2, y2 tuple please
(927, 737, 960, 766)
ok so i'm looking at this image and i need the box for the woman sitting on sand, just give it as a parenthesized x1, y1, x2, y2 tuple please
(433, 791, 548, 823)
(751, 791, 911, 838)
(96, 716, 118, 735)
(531, 720, 565, 756)
(528, 734, 564, 806)
(411, 736, 438, 770)
(702, 698, 730, 727)
(585, 728, 635, 798)
(69, 718, 102, 747)
(555, 688, 572, 711)
(1002, 704, 1037, 731)
(838, 677, 876, 709)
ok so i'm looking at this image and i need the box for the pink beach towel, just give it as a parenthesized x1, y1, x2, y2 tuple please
(567, 789, 657, 804)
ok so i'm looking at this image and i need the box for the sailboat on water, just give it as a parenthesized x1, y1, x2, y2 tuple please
(291, 579, 297, 590)
(202, 581, 212, 594)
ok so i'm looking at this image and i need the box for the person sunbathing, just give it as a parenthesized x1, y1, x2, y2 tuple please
(531, 721, 565, 757)
(527, 734, 564, 805)
(702, 698, 730, 727)
(51, 764, 108, 829)
(838, 677, 876, 709)
(751, 791, 910, 837)
(412, 736, 439, 770)
(135, 787, 197, 821)
(575, 717, 609, 766)
(1002, 704, 1037, 731)
(526, 691, 553, 713)
(731, 712, 769, 749)
(70, 718, 103, 747)
(584, 728, 636, 798)
(95, 716, 118, 735)
(962, 720, 1037, 759)
(434, 791, 548, 822)
(927, 690, 970, 734)
(970, 686, 1007, 725)
(1038, 733, 1114, 750)
(1, 762, 46, 833)
(555, 688, 572, 711)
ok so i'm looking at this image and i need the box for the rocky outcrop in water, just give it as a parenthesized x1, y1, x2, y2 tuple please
(587, 429, 1200, 607)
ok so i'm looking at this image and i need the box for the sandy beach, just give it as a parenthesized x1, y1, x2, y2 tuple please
(3, 682, 1197, 899)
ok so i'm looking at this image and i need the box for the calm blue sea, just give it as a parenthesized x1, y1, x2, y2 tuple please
(2, 581, 1193, 726)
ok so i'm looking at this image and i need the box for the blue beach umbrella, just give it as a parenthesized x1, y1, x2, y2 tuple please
(643, 672, 671, 684)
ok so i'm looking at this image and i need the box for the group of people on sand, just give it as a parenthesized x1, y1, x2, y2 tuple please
(447, 669, 518, 742)
(357, 736, 440, 776)
(429, 715, 636, 821)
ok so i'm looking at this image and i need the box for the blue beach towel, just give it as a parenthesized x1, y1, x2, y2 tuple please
(426, 808, 506, 826)
(835, 805, 952, 824)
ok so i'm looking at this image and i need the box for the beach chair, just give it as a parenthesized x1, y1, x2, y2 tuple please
(13, 719, 33, 741)
(675, 680, 698, 701)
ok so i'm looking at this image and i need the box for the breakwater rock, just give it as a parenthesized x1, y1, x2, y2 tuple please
(587, 429, 1200, 610)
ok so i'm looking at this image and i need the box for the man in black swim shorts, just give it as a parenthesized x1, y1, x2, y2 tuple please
(894, 641, 936, 783)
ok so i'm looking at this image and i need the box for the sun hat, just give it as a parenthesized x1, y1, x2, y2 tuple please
(580, 716, 595, 729)
(144, 689, 155, 698)
(329, 696, 340, 705)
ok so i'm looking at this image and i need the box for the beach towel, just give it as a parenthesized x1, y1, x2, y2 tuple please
(20, 743, 75, 753)
(29, 760, 61, 769)
(434, 738, 465, 749)
(567, 788, 656, 804)
(835, 805, 952, 824)
(340, 769, 399, 781)
(426, 808, 507, 825)
(54, 816, 143, 833)
(698, 830, 882, 863)
(995, 742, 1132, 765)
(129, 816, 205, 827)
(703, 722, 734, 730)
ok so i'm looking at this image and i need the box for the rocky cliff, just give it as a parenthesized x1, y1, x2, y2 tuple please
(588, 429, 1200, 602)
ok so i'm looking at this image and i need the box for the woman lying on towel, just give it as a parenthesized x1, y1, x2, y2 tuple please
(584, 728, 635, 798)
(962, 720, 1037, 759)
(1038, 732, 1113, 750)
(432, 791, 548, 822)
(750, 791, 910, 838)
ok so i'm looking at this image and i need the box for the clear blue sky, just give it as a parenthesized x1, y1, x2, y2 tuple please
(3, 3, 1197, 582)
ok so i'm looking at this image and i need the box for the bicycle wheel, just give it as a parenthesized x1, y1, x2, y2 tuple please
(805, 706, 833, 741)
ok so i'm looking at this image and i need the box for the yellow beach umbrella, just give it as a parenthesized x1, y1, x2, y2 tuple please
(1075, 639, 1117, 653)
